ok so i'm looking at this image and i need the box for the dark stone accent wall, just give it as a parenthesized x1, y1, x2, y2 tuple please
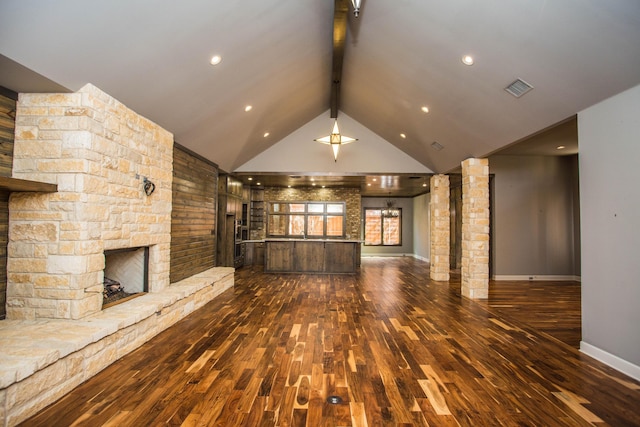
(264, 187, 361, 239)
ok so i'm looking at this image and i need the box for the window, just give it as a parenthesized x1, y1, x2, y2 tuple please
(364, 207, 401, 245)
(267, 201, 346, 238)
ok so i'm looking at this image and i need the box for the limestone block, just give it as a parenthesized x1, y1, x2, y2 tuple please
(47, 255, 88, 274)
(8, 258, 47, 274)
(34, 275, 70, 289)
(8, 193, 50, 211)
(37, 159, 87, 173)
(56, 241, 76, 255)
(18, 92, 82, 107)
(69, 295, 101, 320)
(14, 126, 39, 141)
(10, 222, 58, 243)
(34, 288, 85, 300)
(61, 130, 92, 150)
(69, 272, 102, 291)
(82, 342, 118, 379)
(6, 283, 34, 298)
(8, 243, 34, 258)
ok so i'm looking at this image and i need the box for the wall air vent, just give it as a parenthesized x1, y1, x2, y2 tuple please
(505, 79, 534, 98)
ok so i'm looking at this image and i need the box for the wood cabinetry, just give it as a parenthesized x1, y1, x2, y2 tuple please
(244, 241, 265, 266)
(265, 240, 359, 274)
(249, 188, 265, 240)
(217, 175, 244, 268)
(325, 242, 357, 273)
(265, 241, 294, 272)
(293, 241, 325, 272)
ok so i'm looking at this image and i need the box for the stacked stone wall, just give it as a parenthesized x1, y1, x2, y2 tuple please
(264, 187, 361, 239)
(8, 84, 173, 320)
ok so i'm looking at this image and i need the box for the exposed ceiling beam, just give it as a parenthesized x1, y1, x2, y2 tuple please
(330, 0, 349, 118)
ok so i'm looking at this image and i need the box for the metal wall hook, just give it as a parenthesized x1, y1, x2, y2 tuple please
(143, 177, 155, 196)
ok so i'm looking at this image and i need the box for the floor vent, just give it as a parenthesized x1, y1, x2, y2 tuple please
(505, 78, 534, 98)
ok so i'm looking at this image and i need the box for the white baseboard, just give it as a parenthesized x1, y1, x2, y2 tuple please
(412, 254, 429, 263)
(361, 253, 414, 258)
(493, 275, 581, 282)
(580, 341, 640, 381)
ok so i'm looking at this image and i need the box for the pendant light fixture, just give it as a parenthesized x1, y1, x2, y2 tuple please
(314, 119, 357, 162)
(351, 0, 361, 17)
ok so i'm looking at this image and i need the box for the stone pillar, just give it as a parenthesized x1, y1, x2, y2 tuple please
(430, 174, 450, 281)
(461, 158, 490, 299)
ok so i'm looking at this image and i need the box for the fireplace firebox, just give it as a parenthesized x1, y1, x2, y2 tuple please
(103, 246, 149, 307)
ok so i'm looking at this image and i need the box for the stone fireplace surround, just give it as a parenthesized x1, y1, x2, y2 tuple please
(0, 85, 234, 426)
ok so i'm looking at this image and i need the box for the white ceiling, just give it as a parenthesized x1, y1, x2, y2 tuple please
(1, 0, 640, 175)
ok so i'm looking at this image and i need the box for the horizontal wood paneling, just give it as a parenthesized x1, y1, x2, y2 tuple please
(0, 90, 15, 319)
(0, 93, 16, 178)
(0, 190, 8, 319)
(170, 145, 218, 283)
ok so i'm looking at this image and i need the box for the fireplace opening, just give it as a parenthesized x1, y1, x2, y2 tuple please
(103, 246, 149, 308)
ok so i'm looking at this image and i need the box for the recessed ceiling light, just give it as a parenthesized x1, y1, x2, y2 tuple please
(312, 183, 316, 186)
(367, 183, 371, 187)
(248, 177, 253, 181)
(421, 106, 429, 113)
(263, 132, 270, 138)
(400, 133, 406, 139)
(422, 182, 427, 187)
(244, 105, 252, 112)
(322, 185, 326, 188)
(462, 55, 474, 66)
(372, 178, 377, 182)
(256, 182, 261, 186)
(556, 145, 566, 150)
(210, 55, 222, 65)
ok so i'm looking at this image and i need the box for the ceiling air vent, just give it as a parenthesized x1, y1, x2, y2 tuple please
(505, 79, 533, 98)
(431, 141, 444, 151)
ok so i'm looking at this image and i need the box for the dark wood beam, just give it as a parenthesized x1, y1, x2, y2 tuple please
(330, 0, 349, 118)
(0, 176, 57, 192)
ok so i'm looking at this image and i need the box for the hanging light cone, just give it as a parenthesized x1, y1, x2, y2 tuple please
(351, 0, 362, 17)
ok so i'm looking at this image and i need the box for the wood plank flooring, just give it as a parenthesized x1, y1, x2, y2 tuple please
(21, 257, 640, 426)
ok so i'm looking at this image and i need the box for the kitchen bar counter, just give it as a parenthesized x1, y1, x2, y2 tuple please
(264, 239, 361, 274)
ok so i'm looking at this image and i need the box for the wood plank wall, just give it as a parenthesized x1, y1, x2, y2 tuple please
(0, 90, 17, 319)
(0, 91, 16, 177)
(170, 144, 218, 283)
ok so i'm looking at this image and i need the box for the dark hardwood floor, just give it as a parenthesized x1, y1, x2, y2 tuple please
(21, 257, 640, 426)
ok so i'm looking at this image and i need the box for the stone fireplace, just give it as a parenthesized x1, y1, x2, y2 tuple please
(0, 84, 235, 426)
(7, 84, 173, 320)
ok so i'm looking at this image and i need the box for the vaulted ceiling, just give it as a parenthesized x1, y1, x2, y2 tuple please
(1, 1, 640, 193)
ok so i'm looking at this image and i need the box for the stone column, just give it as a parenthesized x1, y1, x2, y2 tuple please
(461, 158, 490, 299)
(430, 174, 450, 281)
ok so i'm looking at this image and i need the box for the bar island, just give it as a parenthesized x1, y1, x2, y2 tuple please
(264, 239, 361, 274)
